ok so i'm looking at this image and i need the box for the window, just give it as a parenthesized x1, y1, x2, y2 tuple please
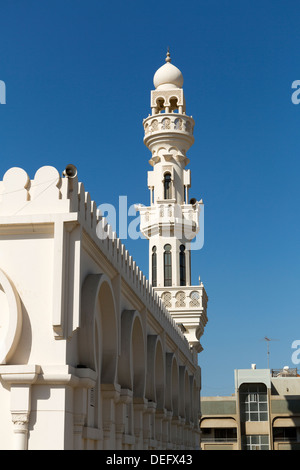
(179, 245, 186, 286)
(164, 173, 172, 199)
(164, 244, 172, 286)
(240, 384, 268, 422)
(273, 427, 297, 442)
(242, 435, 269, 450)
(152, 246, 157, 287)
(215, 428, 237, 442)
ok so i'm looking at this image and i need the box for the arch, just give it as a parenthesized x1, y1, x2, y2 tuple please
(175, 290, 186, 307)
(79, 273, 118, 385)
(169, 96, 179, 112)
(163, 172, 172, 200)
(0, 268, 22, 364)
(178, 367, 192, 422)
(161, 291, 171, 308)
(154, 339, 165, 410)
(118, 310, 146, 398)
(189, 291, 200, 307)
(174, 117, 183, 129)
(179, 244, 186, 286)
(152, 246, 157, 287)
(161, 117, 171, 129)
(163, 244, 172, 287)
(155, 97, 165, 113)
(146, 335, 165, 410)
(189, 376, 197, 426)
(184, 370, 191, 422)
(171, 359, 179, 417)
(165, 353, 179, 417)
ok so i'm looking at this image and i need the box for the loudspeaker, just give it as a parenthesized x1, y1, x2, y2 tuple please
(63, 164, 77, 179)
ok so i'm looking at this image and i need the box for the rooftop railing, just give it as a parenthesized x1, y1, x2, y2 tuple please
(271, 368, 298, 377)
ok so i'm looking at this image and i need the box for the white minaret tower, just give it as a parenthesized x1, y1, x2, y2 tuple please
(137, 52, 208, 352)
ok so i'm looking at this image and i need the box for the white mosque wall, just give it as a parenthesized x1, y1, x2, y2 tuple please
(0, 165, 201, 450)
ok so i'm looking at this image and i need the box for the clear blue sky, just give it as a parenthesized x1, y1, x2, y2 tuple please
(0, 0, 299, 396)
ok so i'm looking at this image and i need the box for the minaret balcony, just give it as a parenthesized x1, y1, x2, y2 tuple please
(154, 285, 208, 353)
(143, 113, 195, 147)
(137, 202, 202, 240)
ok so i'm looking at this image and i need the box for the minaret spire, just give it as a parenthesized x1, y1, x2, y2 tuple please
(137, 54, 208, 352)
(165, 47, 171, 63)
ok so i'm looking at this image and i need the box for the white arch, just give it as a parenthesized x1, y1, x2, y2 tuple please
(118, 310, 146, 398)
(165, 353, 179, 416)
(0, 268, 22, 364)
(146, 335, 165, 409)
(79, 273, 118, 384)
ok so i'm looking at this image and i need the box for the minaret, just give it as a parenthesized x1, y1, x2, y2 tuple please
(137, 52, 208, 352)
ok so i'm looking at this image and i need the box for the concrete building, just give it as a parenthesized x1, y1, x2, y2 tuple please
(0, 53, 208, 450)
(200, 366, 300, 450)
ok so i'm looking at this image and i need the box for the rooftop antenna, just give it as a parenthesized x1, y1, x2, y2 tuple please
(262, 336, 279, 369)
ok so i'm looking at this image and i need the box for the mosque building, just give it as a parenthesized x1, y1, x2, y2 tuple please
(0, 53, 208, 450)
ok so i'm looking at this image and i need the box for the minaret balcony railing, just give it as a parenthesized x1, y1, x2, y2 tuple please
(155, 286, 208, 313)
(154, 285, 208, 351)
(137, 203, 201, 239)
(143, 113, 194, 139)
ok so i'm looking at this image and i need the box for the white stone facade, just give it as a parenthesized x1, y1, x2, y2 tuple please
(0, 165, 201, 450)
(0, 54, 207, 450)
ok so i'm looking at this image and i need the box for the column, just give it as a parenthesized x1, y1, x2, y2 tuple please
(0, 365, 40, 450)
(133, 397, 147, 450)
(101, 383, 120, 450)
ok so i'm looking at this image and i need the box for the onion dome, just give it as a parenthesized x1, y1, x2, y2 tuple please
(153, 51, 184, 90)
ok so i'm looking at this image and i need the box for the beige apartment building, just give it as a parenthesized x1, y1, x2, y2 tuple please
(200, 366, 300, 450)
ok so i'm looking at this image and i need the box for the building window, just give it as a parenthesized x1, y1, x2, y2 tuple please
(215, 428, 237, 442)
(179, 244, 186, 286)
(240, 384, 268, 422)
(152, 246, 157, 287)
(273, 427, 297, 442)
(164, 173, 172, 199)
(242, 435, 269, 450)
(164, 244, 172, 286)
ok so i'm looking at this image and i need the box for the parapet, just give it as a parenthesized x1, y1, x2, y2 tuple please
(0, 166, 193, 358)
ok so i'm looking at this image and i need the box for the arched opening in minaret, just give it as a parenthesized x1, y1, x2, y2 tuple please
(152, 246, 157, 287)
(179, 244, 186, 286)
(169, 97, 178, 113)
(164, 244, 172, 287)
(155, 97, 165, 113)
(164, 173, 172, 199)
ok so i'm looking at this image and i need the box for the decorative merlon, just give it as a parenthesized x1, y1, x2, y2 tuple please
(0, 165, 194, 357)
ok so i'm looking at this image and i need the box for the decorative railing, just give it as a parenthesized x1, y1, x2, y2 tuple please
(271, 368, 298, 377)
(143, 113, 194, 138)
(156, 286, 208, 313)
(138, 203, 201, 236)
